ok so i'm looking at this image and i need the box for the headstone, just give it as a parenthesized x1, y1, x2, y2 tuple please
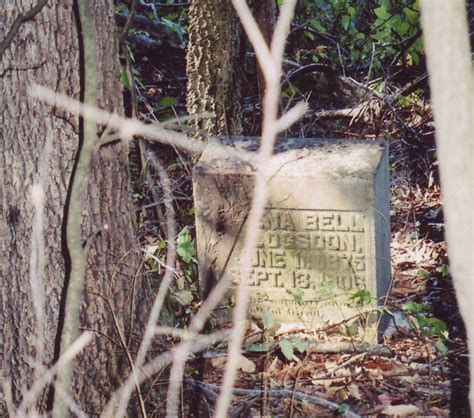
(193, 137, 390, 341)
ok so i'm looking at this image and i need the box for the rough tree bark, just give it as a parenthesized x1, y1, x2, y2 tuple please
(186, 0, 243, 136)
(0, 0, 144, 413)
(251, 0, 275, 105)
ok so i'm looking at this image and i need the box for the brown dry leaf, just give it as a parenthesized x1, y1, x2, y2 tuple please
(365, 360, 393, 371)
(212, 354, 256, 373)
(399, 374, 418, 385)
(318, 377, 346, 391)
(300, 401, 333, 416)
(378, 393, 406, 405)
(210, 357, 226, 370)
(324, 360, 338, 374)
(430, 406, 450, 417)
(325, 385, 345, 400)
(389, 361, 409, 375)
(267, 356, 281, 373)
(381, 403, 421, 416)
(335, 387, 349, 402)
(237, 354, 256, 373)
(348, 383, 362, 400)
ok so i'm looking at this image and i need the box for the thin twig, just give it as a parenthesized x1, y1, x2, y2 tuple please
(189, 380, 362, 418)
(215, 2, 297, 416)
(102, 330, 232, 417)
(110, 155, 177, 418)
(28, 85, 257, 165)
(17, 332, 93, 417)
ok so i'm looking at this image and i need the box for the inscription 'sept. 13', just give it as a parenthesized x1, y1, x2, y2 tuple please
(193, 137, 390, 341)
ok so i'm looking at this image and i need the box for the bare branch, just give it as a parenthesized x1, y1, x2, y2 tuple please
(215, 2, 298, 416)
(274, 101, 308, 133)
(17, 332, 93, 417)
(28, 85, 256, 165)
(102, 330, 232, 417)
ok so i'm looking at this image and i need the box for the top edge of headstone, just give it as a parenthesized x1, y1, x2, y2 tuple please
(195, 137, 387, 180)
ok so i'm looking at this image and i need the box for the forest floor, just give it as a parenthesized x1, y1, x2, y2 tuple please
(119, 20, 470, 418)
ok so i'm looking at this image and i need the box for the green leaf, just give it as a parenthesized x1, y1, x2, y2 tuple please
(338, 404, 350, 413)
(375, 81, 386, 93)
(248, 342, 271, 352)
(408, 231, 419, 240)
(380, 0, 392, 11)
(121, 66, 130, 91)
(371, 31, 388, 43)
(435, 340, 449, 355)
(279, 340, 294, 360)
(374, 6, 390, 20)
(286, 288, 304, 305)
(161, 17, 186, 37)
(171, 290, 194, 306)
(437, 264, 450, 277)
(309, 19, 326, 33)
(416, 269, 430, 279)
(157, 96, 178, 109)
(395, 21, 410, 36)
(255, 292, 270, 302)
(261, 311, 275, 329)
(342, 15, 350, 31)
(304, 30, 315, 41)
(176, 227, 196, 263)
(347, 6, 356, 17)
(316, 281, 337, 299)
(281, 84, 300, 99)
(403, 7, 419, 24)
(349, 289, 372, 307)
(425, 317, 448, 336)
(410, 50, 420, 66)
(292, 337, 309, 354)
(351, 50, 361, 61)
(402, 301, 427, 314)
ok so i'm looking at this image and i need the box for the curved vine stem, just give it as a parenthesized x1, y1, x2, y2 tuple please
(52, 1, 98, 416)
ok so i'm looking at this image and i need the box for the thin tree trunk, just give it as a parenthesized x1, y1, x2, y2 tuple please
(420, 0, 473, 413)
(186, 0, 243, 136)
(252, 0, 275, 105)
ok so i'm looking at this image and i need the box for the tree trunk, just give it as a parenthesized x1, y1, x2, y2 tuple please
(186, 0, 243, 136)
(420, 0, 473, 413)
(0, 0, 143, 413)
(251, 0, 276, 105)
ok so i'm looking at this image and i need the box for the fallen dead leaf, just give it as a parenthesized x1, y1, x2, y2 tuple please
(238, 354, 256, 373)
(378, 393, 406, 405)
(325, 385, 346, 400)
(211, 357, 226, 370)
(381, 403, 421, 416)
(430, 406, 449, 417)
(212, 354, 256, 373)
(365, 360, 393, 371)
(348, 383, 362, 400)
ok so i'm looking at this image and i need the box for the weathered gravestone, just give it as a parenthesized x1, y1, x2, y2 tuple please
(193, 137, 390, 340)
